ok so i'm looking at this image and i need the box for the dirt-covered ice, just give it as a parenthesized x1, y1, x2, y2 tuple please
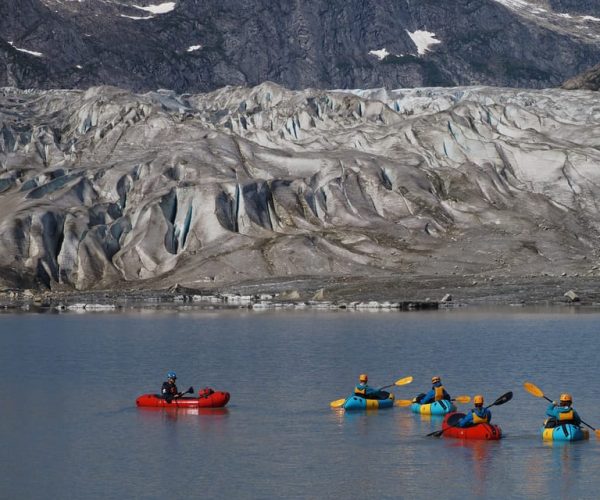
(1, 83, 599, 301)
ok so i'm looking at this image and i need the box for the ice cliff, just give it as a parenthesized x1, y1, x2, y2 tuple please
(1, 83, 599, 290)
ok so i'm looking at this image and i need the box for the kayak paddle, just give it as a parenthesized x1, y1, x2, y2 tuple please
(330, 398, 347, 408)
(395, 395, 471, 407)
(182, 386, 194, 396)
(523, 381, 600, 438)
(378, 376, 414, 390)
(427, 391, 513, 437)
(330, 376, 413, 408)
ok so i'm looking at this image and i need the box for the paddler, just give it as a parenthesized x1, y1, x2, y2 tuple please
(458, 395, 491, 427)
(354, 373, 379, 399)
(416, 376, 451, 404)
(161, 371, 184, 403)
(545, 393, 582, 427)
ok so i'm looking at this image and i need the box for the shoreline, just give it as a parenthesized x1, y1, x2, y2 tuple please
(2, 275, 599, 313)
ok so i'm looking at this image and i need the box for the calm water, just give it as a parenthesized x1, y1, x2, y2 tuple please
(1, 308, 600, 499)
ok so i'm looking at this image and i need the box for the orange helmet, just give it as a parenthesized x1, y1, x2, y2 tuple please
(431, 376, 441, 384)
(560, 393, 572, 404)
(474, 395, 484, 405)
(359, 374, 368, 383)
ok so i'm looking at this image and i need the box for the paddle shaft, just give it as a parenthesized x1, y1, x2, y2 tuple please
(378, 376, 413, 390)
(168, 386, 194, 402)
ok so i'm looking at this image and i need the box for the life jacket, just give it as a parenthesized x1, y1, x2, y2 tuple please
(354, 383, 367, 396)
(471, 408, 489, 424)
(162, 381, 178, 396)
(434, 385, 446, 401)
(557, 408, 574, 421)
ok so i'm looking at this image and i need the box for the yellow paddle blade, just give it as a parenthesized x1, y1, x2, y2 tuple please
(330, 398, 346, 408)
(595, 429, 600, 439)
(395, 399, 413, 407)
(523, 381, 545, 398)
(394, 376, 413, 386)
(454, 395, 471, 404)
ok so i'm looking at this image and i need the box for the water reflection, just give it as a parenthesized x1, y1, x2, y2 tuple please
(552, 443, 583, 499)
(521, 438, 587, 497)
(445, 440, 499, 497)
(136, 407, 230, 423)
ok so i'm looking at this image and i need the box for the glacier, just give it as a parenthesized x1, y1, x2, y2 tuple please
(0, 83, 599, 296)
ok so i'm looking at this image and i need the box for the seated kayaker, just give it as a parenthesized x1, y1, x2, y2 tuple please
(161, 371, 184, 403)
(416, 376, 451, 404)
(354, 373, 380, 399)
(545, 393, 582, 427)
(458, 395, 491, 427)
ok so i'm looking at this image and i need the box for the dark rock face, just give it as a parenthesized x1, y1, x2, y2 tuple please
(0, 0, 599, 92)
(563, 63, 600, 90)
(1, 83, 600, 291)
(548, 0, 600, 16)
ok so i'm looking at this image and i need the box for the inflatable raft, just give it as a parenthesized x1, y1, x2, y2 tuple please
(441, 412, 502, 440)
(411, 399, 456, 415)
(343, 391, 394, 411)
(542, 423, 589, 442)
(136, 388, 230, 408)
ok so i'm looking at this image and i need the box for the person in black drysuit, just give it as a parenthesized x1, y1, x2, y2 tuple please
(161, 371, 184, 403)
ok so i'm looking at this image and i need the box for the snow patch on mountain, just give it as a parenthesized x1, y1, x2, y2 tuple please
(7, 42, 43, 57)
(369, 48, 390, 60)
(132, 2, 176, 14)
(406, 31, 441, 56)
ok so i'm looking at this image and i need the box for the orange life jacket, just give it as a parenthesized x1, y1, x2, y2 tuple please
(355, 384, 367, 396)
(558, 409, 574, 421)
(434, 385, 446, 401)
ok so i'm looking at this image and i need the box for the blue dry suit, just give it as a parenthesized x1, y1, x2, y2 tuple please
(458, 407, 492, 427)
(420, 382, 451, 404)
(545, 404, 581, 426)
(355, 383, 379, 399)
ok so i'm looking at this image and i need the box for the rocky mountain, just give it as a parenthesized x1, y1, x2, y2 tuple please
(563, 62, 600, 90)
(549, 0, 600, 16)
(1, 0, 599, 92)
(1, 83, 599, 292)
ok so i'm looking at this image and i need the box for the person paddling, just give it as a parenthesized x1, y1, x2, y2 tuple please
(161, 371, 185, 403)
(354, 373, 386, 399)
(545, 393, 582, 427)
(458, 395, 491, 427)
(416, 376, 451, 404)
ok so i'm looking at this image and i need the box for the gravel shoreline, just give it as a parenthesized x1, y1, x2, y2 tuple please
(2, 275, 599, 312)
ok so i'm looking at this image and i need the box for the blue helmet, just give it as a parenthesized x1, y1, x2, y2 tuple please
(167, 371, 177, 380)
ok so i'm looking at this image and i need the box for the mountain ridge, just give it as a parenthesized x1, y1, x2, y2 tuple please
(1, 0, 599, 92)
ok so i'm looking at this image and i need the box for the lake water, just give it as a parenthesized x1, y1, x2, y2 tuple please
(1, 308, 599, 499)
